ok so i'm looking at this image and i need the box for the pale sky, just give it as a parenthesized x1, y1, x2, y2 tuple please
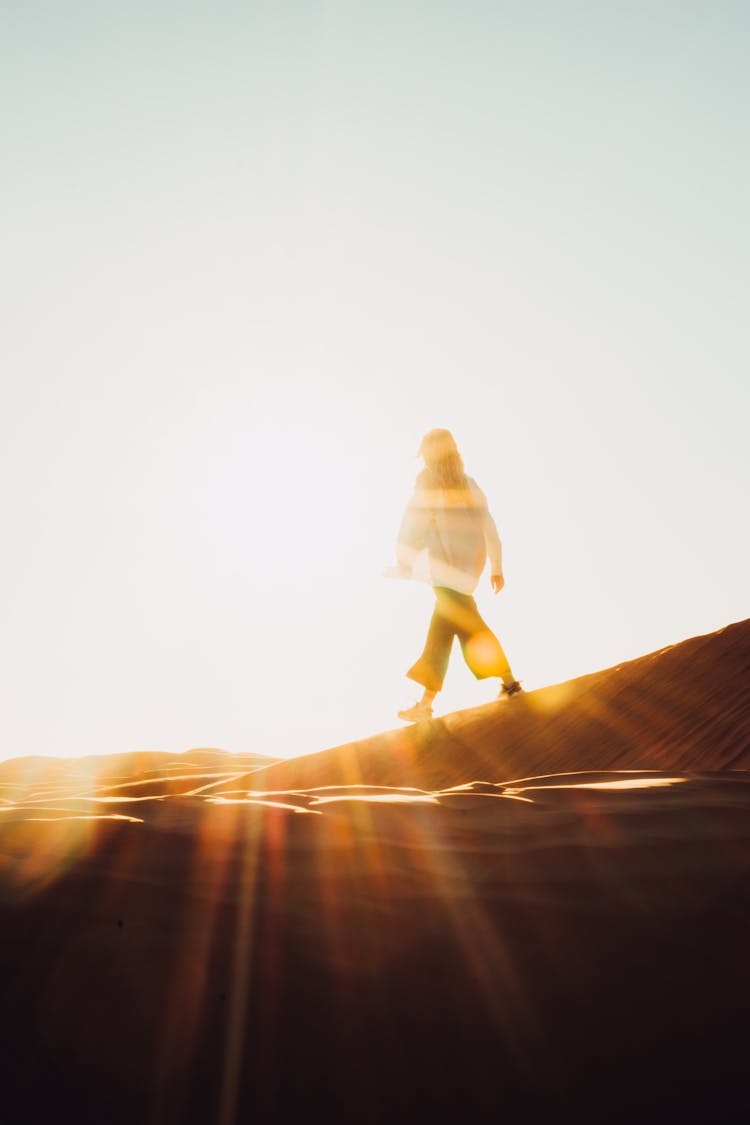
(2, 1, 749, 762)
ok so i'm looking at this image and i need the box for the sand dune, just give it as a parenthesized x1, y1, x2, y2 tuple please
(1, 620, 750, 1123)
(249, 616, 750, 790)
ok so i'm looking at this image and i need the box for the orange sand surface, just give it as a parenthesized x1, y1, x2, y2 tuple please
(2, 619, 750, 1123)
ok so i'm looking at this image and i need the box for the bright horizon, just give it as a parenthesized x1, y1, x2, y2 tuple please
(3, 1, 749, 762)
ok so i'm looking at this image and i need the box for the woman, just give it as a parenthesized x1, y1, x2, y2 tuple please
(395, 429, 521, 722)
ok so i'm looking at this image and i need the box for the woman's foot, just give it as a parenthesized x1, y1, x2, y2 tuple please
(497, 680, 523, 700)
(397, 700, 434, 723)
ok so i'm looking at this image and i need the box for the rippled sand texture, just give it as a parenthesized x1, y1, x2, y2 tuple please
(1, 619, 750, 1124)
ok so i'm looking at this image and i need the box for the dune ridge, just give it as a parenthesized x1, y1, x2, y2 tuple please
(246, 615, 750, 790)
(1, 618, 750, 1124)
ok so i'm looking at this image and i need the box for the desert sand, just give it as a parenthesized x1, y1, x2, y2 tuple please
(2, 619, 750, 1123)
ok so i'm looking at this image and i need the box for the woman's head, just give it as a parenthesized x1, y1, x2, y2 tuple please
(418, 428, 461, 468)
(417, 428, 468, 494)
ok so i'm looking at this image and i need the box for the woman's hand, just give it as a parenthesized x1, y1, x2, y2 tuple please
(491, 573, 505, 594)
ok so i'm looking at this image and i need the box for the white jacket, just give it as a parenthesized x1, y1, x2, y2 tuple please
(396, 476, 503, 595)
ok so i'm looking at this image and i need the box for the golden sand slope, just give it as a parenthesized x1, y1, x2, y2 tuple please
(248, 616, 750, 790)
(0, 619, 749, 1125)
(2, 763, 749, 1124)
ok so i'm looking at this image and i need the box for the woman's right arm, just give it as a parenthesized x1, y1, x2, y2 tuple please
(472, 480, 504, 587)
(483, 506, 503, 580)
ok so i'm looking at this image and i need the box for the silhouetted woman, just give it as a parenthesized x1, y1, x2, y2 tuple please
(395, 429, 521, 722)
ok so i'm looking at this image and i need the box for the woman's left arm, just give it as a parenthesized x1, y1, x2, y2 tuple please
(396, 491, 430, 572)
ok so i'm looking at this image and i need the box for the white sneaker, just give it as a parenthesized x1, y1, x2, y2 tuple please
(397, 701, 434, 723)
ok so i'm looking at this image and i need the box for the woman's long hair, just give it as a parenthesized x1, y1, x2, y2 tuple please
(416, 429, 473, 505)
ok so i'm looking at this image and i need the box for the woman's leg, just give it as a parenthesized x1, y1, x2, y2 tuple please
(450, 592, 515, 684)
(399, 588, 518, 720)
(405, 588, 458, 695)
